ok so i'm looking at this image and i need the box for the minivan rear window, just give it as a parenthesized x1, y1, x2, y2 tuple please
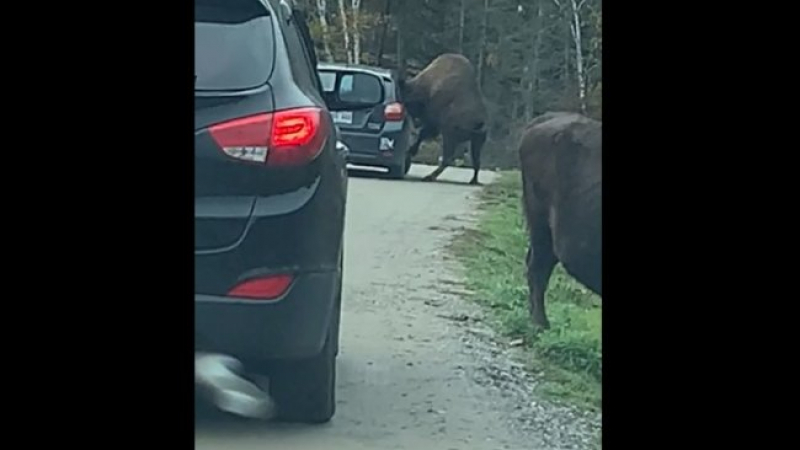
(195, 5, 274, 91)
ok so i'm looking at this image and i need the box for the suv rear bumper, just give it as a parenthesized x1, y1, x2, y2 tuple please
(195, 270, 339, 362)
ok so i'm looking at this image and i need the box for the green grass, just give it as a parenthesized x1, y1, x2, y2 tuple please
(451, 171, 602, 411)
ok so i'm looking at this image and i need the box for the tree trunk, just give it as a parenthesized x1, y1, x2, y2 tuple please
(478, 0, 490, 87)
(396, 11, 406, 76)
(553, 0, 587, 112)
(528, 0, 545, 120)
(337, 0, 352, 63)
(376, 0, 392, 65)
(315, 0, 334, 62)
(351, 0, 362, 64)
(569, 0, 588, 113)
(458, 0, 466, 54)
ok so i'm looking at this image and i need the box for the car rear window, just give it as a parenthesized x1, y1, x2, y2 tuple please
(317, 70, 387, 103)
(195, 2, 274, 91)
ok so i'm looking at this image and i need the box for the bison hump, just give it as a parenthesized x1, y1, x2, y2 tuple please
(410, 53, 479, 95)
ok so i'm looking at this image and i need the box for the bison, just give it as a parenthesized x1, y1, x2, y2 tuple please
(399, 53, 488, 184)
(519, 112, 602, 329)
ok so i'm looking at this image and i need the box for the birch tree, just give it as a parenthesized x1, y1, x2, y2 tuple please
(554, 0, 588, 113)
(337, 0, 352, 63)
(351, 0, 362, 64)
(315, 0, 334, 61)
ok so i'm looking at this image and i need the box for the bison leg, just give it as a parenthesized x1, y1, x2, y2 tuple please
(468, 130, 487, 185)
(408, 125, 439, 158)
(422, 134, 457, 182)
(526, 217, 557, 329)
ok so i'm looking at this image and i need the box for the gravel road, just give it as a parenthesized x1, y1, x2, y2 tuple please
(195, 165, 601, 450)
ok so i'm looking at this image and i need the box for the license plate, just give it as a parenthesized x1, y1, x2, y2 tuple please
(332, 111, 353, 124)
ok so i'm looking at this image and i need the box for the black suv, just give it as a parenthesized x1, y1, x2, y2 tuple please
(317, 63, 415, 179)
(195, 0, 380, 423)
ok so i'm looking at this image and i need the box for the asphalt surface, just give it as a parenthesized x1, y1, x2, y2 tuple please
(195, 164, 599, 450)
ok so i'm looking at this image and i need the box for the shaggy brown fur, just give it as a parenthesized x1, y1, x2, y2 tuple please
(519, 112, 602, 328)
(400, 53, 488, 184)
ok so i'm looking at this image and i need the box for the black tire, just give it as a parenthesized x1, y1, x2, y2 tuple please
(387, 154, 411, 179)
(387, 164, 405, 179)
(403, 153, 412, 175)
(332, 251, 343, 356)
(269, 328, 336, 423)
(332, 290, 341, 356)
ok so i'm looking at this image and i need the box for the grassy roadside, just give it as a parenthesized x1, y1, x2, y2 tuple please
(450, 171, 602, 410)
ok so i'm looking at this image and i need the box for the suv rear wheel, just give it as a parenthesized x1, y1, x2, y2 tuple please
(268, 320, 337, 423)
(268, 257, 341, 424)
(332, 250, 343, 355)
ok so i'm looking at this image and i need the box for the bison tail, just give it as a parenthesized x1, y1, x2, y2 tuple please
(520, 169, 533, 234)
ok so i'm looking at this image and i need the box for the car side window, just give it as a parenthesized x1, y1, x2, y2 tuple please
(385, 79, 398, 102)
(279, 8, 326, 98)
(392, 75, 403, 102)
(281, 13, 320, 96)
(291, 9, 325, 94)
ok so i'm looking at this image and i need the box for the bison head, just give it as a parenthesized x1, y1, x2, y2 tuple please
(397, 78, 426, 127)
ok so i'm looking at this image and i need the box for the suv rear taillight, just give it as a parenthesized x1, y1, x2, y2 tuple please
(228, 274, 293, 300)
(209, 107, 327, 166)
(384, 102, 404, 121)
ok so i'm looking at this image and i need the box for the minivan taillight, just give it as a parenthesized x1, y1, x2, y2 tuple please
(209, 107, 327, 167)
(384, 102, 404, 121)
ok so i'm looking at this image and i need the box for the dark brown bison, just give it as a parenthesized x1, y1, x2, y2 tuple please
(399, 53, 488, 184)
(519, 112, 602, 329)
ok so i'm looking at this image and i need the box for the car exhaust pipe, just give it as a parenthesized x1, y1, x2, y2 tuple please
(195, 352, 276, 420)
